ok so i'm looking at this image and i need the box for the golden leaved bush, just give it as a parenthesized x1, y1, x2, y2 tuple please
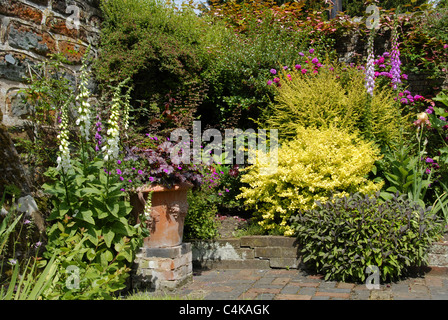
(264, 60, 407, 146)
(237, 126, 383, 236)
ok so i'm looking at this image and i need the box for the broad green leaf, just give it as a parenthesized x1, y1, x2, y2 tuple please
(81, 187, 103, 196)
(87, 248, 96, 261)
(103, 250, 113, 263)
(78, 210, 95, 225)
(103, 228, 115, 248)
(106, 202, 120, 218)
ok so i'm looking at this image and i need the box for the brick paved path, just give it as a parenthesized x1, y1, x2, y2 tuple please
(171, 268, 448, 300)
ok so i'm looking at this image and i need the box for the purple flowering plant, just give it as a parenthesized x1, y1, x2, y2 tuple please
(119, 134, 209, 190)
(266, 47, 326, 87)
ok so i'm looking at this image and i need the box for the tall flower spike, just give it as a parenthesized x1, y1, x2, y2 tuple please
(75, 63, 92, 140)
(94, 114, 102, 152)
(103, 86, 121, 161)
(365, 31, 375, 96)
(56, 100, 72, 173)
(390, 25, 401, 90)
(122, 84, 132, 134)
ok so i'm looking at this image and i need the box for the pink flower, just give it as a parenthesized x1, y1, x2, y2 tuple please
(301, 69, 307, 74)
(295, 64, 301, 70)
(273, 77, 280, 83)
(311, 58, 319, 64)
(444, 44, 448, 49)
(267, 80, 273, 85)
(309, 48, 315, 54)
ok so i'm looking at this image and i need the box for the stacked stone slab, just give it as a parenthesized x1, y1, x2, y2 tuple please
(132, 243, 193, 291)
(192, 236, 301, 270)
(193, 235, 448, 272)
(428, 240, 448, 268)
(0, 0, 100, 127)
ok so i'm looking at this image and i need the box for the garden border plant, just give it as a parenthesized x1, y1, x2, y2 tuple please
(291, 192, 444, 283)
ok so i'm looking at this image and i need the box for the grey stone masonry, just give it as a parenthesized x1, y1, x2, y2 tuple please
(428, 241, 448, 267)
(132, 243, 193, 292)
(192, 236, 302, 270)
(0, 0, 101, 127)
(192, 236, 448, 271)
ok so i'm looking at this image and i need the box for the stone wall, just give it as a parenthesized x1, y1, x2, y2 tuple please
(192, 236, 302, 270)
(192, 236, 448, 271)
(0, 0, 101, 127)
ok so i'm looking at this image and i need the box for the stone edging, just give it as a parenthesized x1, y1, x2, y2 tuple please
(191, 236, 301, 270)
(191, 236, 448, 270)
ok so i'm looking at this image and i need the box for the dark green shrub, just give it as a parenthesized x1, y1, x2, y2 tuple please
(96, 0, 207, 132)
(184, 187, 220, 240)
(291, 192, 443, 282)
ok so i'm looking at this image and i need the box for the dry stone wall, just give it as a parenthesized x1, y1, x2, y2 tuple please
(0, 0, 101, 127)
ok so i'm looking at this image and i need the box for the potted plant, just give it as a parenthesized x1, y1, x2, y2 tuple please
(120, 134, 205, 248)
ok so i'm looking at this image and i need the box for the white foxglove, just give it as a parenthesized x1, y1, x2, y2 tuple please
(56, 101, 71, 173)
(103, 95, 121, 161)
(76, 64, 92, 140)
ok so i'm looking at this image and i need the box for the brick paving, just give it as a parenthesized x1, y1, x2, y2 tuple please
(168, 267, 448, 300)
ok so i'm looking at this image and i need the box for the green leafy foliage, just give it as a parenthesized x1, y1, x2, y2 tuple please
(42, 157, 144, 271)
(14, 53, 74, 186)
(1, 253, 59, 300)
(96, 0, 206, 131)
(1, 188, 57, 300)
(42, 224, 131, 300)
(184, 187, 220, 240)
(291, 192, 443, 282)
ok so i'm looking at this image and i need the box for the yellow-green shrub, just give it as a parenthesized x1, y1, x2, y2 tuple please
(264, 60, 406, 146)
(237, 126, 384, 236)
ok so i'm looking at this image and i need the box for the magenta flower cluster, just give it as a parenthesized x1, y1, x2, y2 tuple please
(266, 48, 322, 87)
